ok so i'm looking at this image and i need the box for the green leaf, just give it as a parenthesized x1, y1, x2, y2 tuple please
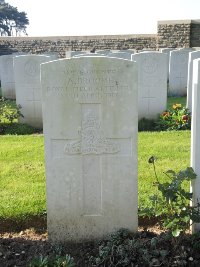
(172, 229, 181, 237)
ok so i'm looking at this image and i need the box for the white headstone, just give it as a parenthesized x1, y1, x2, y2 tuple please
(41, 57, 138, 242)
(191, 58, 200, 232)
(14, 55, 54, 128)
(107, 52, 132, 60)
(169, 48, 195, 96)
(160, 48, 176, 81)
(132, 51, 167, 119)
(0, 55, 15, 99)
(187, 51, 200, 111)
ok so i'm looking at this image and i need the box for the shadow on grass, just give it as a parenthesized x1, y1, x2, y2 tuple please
(0, 123, 42, 135)
(0, 214, 47, 234)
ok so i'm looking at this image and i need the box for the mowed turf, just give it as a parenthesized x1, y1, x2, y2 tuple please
(0, 130, 191, 220)
(0, 135, 45, 220)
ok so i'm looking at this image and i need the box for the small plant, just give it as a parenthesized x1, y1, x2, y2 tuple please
(139, 156, 200, 237)
(156, 103, 191, 131)
(28, 254, 49, 267)
(54, 254, 76, 267)
(28, 254, 75, 267)
(88, 228, 171, 266)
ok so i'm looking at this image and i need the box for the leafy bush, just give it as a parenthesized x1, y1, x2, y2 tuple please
(156, 103, 191, 131)
(0, 97, 40, 135)
(139, 156, 200, 237)
(0, 97, 23, 123)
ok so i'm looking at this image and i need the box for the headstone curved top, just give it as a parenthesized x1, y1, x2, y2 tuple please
(107, 52, 132, 60)
(65, 51, 87, 58)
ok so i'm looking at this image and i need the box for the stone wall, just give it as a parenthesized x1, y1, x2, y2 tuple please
(0, 34, 157, 58)
(1, 20, 200, 56)
(157, 20, 191, 48)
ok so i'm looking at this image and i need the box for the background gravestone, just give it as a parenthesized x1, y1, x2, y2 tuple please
(14, 55, 53, 128)
(160, 48, 176, 81)
(132, 51, 167, 119)
(169, 48, 195, 96)
(41, 57, 138, 242)
(0, 54, 16, 99)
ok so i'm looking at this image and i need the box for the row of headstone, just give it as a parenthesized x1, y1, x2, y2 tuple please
(0, 50, 168, 128)
(41, 53, 200, 242)
(66, 50, 168, 120)
(42, 53, 200, 241)
(0, 52, 58, 100)
(4, 48, 193, 127)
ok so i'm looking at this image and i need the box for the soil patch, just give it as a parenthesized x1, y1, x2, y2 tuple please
(0, 217, 200, 267)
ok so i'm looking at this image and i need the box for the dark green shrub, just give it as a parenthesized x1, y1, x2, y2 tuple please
(0, 122, 40, 135)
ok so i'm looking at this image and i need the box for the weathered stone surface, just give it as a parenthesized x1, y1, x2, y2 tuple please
(41, 57, 138, 242)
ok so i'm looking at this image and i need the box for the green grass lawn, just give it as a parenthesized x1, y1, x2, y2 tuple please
(0, 95, 190, 222)
(0, 135, 46, 220)
(138, 130, 190, 209)
(0, 130, 191, 221)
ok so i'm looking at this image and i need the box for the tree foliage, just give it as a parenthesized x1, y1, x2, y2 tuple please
(0, 0, 29, 36)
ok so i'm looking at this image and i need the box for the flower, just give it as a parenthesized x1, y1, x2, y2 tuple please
(182, 115, 188, 122)
(172, 103, 182, 109)
(162, 111, 170, 117)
